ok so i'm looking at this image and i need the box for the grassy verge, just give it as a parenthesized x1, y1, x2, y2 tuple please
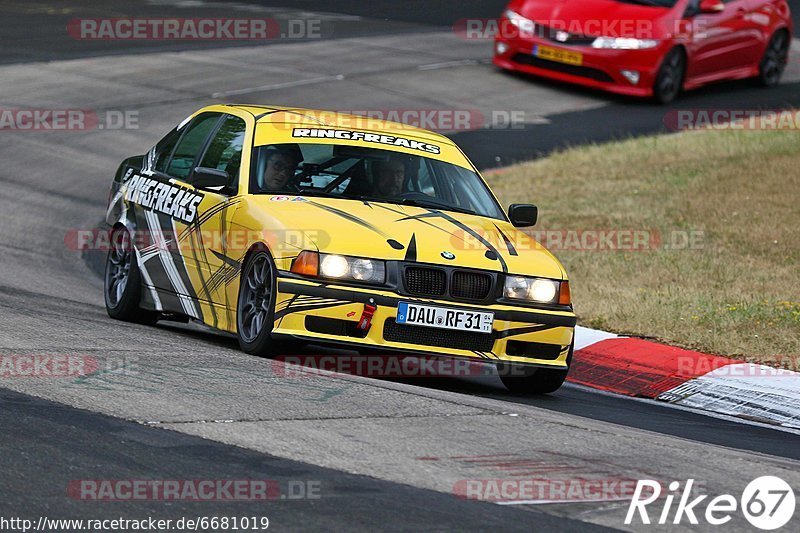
(485, 129, 800, 363)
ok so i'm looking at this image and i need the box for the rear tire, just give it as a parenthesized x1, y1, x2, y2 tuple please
(757, 30, 790, 87)
(653, 48, 685, 104)
(104, 226, 159, 325)
(236, 250, 281, 356)
(498, 342, 573, 394)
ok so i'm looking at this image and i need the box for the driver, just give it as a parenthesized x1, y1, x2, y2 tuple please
(260, 144, 303, 192)
(372, 158, 406, 197)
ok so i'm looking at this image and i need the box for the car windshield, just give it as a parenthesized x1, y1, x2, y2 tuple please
(251, 143, 506, 220)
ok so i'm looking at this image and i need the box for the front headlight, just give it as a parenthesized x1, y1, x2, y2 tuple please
(591, 37, 659, 50)
(292, 251, 386, 284)
(504, 276, 569, 305)
(504, 9, 536, 34)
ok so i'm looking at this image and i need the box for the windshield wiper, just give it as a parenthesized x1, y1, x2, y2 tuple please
(395, 197, 478, 216)
(294, 189, 342, 199)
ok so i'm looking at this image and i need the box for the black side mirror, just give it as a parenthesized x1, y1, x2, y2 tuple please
(508, 204, 538, 227)
(192, 167, 233, 193)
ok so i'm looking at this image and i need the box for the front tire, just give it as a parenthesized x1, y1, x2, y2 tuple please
(498, 342, 573, 394)
(236, 250, 280, 356)
(653, 48, 685, 104)
(757, 30, 790, 87)
(104, 226, 158, 324)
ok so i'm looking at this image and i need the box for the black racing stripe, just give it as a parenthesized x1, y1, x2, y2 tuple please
(178, 198, 242, 241)
(277, 293, 301, 312)
(404, 234, 417, 262)
(254, 110, 280, 120)
(139, 207, 201, 318)
(396, 211, 442, 222)
(206, 264, 235, 294)
(218, 262, 242, 289)
(307, 201, 388, 237)
(372, 203, 410, 218)
(273, 300, 350, 321)
(221, 251, 247, 289)
(179, 214, 212, 308)
(139, 255, 184, 312)
(392, 207, 509, 271)
(182, 198, 243, 326)
(154, 211, 203, 322)
(472, 351, 490, 360)
(275, 293, 301, 328)
(139, 253, 172, 289)
(277, 295, 337, 311)
(182, 199, 241, 242)
(493, 223, 518, 257)
(429, 210, 508, 273)
(277, 280, 577, 327)
(373, 203, 464, 241)
(210, 249, 242, 269)
(495, 324, 557, 339)
(152, 287, 188, 313)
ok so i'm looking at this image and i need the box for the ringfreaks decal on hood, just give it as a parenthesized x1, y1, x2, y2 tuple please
(123, 173, 204, 224)
(292, 128, 441, 154)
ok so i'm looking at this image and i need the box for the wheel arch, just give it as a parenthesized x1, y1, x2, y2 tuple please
(666, 44, 688, 76)
(235, 241, 280, 314)
(240, 241, 276, 275)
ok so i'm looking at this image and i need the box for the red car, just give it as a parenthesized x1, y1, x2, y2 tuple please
(493, 0, 793, 103)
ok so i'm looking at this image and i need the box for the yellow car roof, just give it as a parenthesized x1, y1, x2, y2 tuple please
(226, 104, 476, 170)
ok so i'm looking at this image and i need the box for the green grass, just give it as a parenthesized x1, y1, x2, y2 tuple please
(485, 129, 800, 363)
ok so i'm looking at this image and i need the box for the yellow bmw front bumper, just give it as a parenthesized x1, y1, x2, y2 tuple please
(272, 276, 576, 367)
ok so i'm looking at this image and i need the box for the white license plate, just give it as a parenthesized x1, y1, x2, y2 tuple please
(396, 302, 493, 334)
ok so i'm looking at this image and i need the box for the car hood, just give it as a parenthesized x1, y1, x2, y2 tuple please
(241, 196, 566, 279)
(517, 0, 673, 38)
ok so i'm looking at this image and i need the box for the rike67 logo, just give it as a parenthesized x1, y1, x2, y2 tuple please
(626, 476, 795, 530)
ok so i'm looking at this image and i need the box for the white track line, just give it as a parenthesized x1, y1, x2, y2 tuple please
(212, 74, 345, 98)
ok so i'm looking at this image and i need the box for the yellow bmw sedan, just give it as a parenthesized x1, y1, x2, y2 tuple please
(104, 104, 576, 393)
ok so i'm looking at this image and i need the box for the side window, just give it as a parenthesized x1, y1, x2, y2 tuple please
(154, 127, 183, 173)
(197, 115, 247, 188)
(165, 113, 222, 180)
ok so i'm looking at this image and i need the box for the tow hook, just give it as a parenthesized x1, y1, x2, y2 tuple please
(356, 298, 377, 332)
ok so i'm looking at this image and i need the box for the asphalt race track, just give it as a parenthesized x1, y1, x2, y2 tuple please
(1, 1, 800, 531)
